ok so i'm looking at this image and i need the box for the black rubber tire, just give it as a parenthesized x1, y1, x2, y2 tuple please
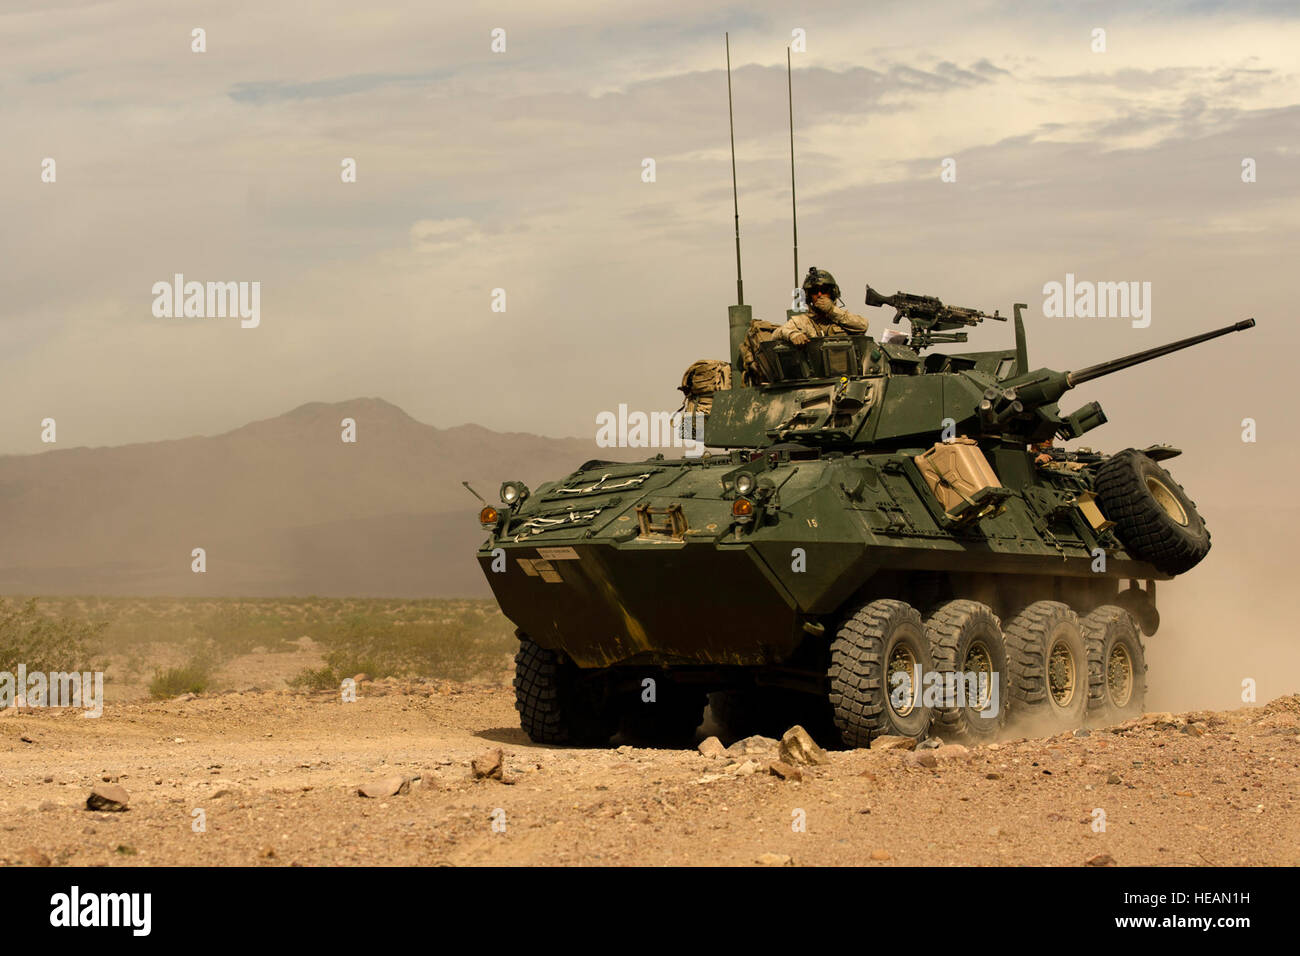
(827, 599, 933, 748)
(1004, 601, 1088, 732)
(514, 633, 613, 745)
(926, 600, 1009, 741)
(619, 680, 706, 748)
(1094, 449, 1210, 575)
(1082, 605, 1147, 722)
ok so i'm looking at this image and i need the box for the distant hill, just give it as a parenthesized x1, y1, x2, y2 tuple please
(0, 398, 622, 597)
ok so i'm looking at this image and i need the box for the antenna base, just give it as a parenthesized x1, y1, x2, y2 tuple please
(728, 304, 753, 373)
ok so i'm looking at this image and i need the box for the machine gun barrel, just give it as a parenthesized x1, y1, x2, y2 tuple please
(1066, 318, 1255, 387)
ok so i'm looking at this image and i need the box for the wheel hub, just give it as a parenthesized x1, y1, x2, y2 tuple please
(1107, 643, 1134, 707)
(963, 641, 995, 711)
(887, 644, 919, 717)
(1145, 475, 1189, 526)
(1047, 639, 1076, 708)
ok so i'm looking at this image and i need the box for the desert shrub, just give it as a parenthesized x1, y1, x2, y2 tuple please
(288, 665, 349, 691)
(148, 658, 211, 699)
(0, 598, 105, 674)
(13, 596, 518, 688)
(304, 607, 515, 682)
(194, 603, 296, 657)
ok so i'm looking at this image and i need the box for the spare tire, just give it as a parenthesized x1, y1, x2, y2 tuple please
(1094, 449, 1210, 575)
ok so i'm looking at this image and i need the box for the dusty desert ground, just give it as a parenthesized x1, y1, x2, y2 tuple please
(3, 674, 1298, 867)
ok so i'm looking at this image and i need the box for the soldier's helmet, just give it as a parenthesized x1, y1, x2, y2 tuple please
(802, 266, 840, 302)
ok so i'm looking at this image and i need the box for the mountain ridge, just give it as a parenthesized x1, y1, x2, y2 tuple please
(0, 397, 625, 597)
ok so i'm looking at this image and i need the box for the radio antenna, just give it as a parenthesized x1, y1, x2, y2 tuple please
(726, 33, 744, 306)
(787, 46, 798, 292)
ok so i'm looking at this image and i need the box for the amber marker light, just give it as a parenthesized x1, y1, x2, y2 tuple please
(480, 506, 500, 526)
(732, 498, 754, 518)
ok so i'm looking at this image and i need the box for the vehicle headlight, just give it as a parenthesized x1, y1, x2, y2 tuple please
(500, 481, 529, 505)
(734, 473, 755, 496)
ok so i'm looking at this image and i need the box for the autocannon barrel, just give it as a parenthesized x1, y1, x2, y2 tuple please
(1067, 318, 1255, 387)
(1003, 318, 1256, 411)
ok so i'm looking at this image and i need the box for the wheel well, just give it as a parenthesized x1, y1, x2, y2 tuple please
(831, 571, 1122, 625)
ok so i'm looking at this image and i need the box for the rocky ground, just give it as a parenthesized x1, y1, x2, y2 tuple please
(2, 681, 1297, 866)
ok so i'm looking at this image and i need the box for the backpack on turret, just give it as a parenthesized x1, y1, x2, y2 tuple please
(678, 359, 732, 419)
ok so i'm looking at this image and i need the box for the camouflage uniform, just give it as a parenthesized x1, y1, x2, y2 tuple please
(774, 299, 869, 343)
(774, 265, 869, 344)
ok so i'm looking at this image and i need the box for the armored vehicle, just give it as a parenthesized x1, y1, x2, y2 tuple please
(474, 288, 1254, 748)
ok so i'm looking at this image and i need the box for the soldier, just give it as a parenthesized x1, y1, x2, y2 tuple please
(774, 267, 870, 346)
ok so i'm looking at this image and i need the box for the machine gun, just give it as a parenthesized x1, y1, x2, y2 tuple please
(865, 285, 1005, 349)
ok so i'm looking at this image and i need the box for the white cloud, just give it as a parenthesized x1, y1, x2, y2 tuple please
(410, 217, 482, 252)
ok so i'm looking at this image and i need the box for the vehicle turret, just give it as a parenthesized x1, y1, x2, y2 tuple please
(706, 308, 1255, 450)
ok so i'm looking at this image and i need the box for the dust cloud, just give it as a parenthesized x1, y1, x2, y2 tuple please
(1145, 507, 1299, 712)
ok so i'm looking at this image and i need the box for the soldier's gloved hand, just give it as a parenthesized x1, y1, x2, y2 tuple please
(789, 331, 810, 346)
(810, 293, 833, 314)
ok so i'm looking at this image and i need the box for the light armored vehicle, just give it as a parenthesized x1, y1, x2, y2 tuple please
(475, 287, 1255, 747)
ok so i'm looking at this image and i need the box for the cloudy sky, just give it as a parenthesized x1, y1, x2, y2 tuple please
(3, 0, 1297, 502)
